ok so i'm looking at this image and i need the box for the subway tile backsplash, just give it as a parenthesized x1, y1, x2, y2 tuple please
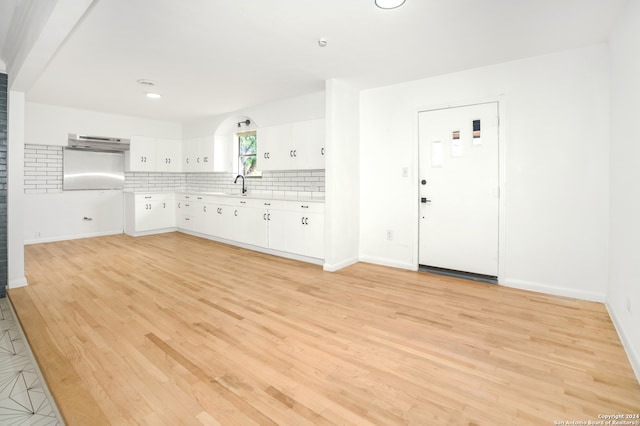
(24, 144, 325, 198)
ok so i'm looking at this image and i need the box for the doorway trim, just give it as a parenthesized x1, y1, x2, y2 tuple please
(411, 95, 507, 284)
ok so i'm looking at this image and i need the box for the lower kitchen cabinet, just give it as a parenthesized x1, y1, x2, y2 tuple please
(131, 192, 324, 261)
(231, 204, 268, 247)
(268, 202, 324, 259)
(124, 193, 176, 235)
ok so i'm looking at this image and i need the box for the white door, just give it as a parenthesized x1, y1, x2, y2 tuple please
(418, 102, 499, 277)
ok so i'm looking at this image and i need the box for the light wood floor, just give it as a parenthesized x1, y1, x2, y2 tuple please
(9, 232, 640, 425)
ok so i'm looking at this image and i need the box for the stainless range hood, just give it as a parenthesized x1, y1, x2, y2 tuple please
(67, 134, 130, 151)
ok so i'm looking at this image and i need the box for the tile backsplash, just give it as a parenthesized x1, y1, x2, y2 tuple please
(24, 144, 325, 198)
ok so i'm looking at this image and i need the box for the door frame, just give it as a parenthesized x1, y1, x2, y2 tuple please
(411, 95, 507, 284)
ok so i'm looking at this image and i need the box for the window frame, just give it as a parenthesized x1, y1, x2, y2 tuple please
(237, 130, 261, 178)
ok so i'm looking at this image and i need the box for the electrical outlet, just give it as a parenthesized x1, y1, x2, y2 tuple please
(386, 230, 393, 241)
(627, 298, 632, 314)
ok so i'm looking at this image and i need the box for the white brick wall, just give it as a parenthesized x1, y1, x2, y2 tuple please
(24, 145, 63, 193)
(25, 144, 325, 198)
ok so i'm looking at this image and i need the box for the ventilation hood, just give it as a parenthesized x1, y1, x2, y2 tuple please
(67, 134, 130, 151)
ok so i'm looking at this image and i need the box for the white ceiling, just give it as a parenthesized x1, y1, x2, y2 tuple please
(2, 0, 627, 123)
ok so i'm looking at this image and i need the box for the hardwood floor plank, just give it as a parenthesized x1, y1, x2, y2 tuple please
(10, 232, 640, 425)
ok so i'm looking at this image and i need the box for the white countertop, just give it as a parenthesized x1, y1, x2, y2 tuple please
(124, 189, 324, 202)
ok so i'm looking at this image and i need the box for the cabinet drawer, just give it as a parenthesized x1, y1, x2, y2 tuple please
(284, 201, 324, 214)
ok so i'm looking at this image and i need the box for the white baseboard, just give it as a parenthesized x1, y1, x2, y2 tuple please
(24, 230, 124, 245)
(358, 255, 417, 271)
(177, 229, 324, 266)
(323, 257, 359, 272)
(501, 278, 606, 303)
(606, 302, 640, 384)
(8, 276, 28, 289)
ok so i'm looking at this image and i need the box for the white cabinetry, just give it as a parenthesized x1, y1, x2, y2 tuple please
(124, 192, 176, 236)
(183, 136, 215, 172)
(169, 193, 325, 261)
(257, 118, 325, 171)
(268, 201, 324, 259)
(156, 138, 182, 172)
(126, 136, 181, 172)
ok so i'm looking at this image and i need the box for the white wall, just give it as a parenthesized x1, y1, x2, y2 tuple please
(24, 190, 123, 244)
(25, 102, 182, 145)
(22, 102, 183, 244)
(183, 91, 325, 138)
(608, 0, 640, 381)
(359, 44, 610, 302)
(324, 79, 360, 271)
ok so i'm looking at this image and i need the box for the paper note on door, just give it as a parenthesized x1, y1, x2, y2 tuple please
(451, 130, 463, 157)
(432, 141, 443, 167)
(472, 119, 482, 146)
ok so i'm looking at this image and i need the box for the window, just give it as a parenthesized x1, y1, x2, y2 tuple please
(237, 130, 261, 177)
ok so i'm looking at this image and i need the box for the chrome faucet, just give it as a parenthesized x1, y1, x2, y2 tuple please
(234, 174, 247, 194)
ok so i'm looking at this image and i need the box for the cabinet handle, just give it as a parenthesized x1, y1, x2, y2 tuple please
(178, 202, 181, 208)
(197, 157, 200, 163)
(203, 205, 207, 212)
(144, 196, 152, 199)
(240, 200, 246, 204)
(305, 217, 309, 225)
(301, 216, 304, 225)
(185, 195, 190, 199)
(166, 158, 171, 164)
(301, 205, 309, 209)
(203, 157, 208, 163)
(264, 202, 270, 206)
(267, 213, 270, 221)
(185, 203, 190, 207)
(197, 197, 202, 200)
(267, 152, 270, 159)
(293, 150, 297, 157)
(321, 147, 325, 155)
(290, 150, 293, 157)
(234, 210, 238, 217)
(146, 203, 151, 210)
(263, 213, 266, 221)
(83, 216, 92, 221)
(185, 217, 190, 221)
(162, 202, 166, 208)
(186, 158, 190, 164)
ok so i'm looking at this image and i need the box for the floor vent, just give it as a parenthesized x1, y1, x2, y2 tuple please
(418, 265, 498, 284)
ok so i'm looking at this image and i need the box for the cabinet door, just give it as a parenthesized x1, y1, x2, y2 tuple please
(291, 211, 325, 259)
(156, 138, 182, 172)
(292, 118, 325, 170)
(182, 138, 197, 173)
(199, 135, 215, 172)
(257, 124, 291, 171)
(266, 209, 288, 253)
(127, 136, 157, 172)
(206, 203, 233, 240)
(231, 206, 268, 247)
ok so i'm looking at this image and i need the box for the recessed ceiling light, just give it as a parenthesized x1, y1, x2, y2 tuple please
(318, 38, 327, 47)
(137, 79, 156, 86)
(375, 0, 406, 9)
(146, 92, 162, 99)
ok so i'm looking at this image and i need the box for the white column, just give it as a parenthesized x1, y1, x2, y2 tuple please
(7, 90, 26, 289)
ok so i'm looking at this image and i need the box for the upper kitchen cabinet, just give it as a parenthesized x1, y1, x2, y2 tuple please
(125, 136, 157, 172)
(183, 136, 215, 173)
(256, 118, 325, 171)
(292, 118, 325, 170)
(125, 136, 182, 172)
(156, 138, 182, 172)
